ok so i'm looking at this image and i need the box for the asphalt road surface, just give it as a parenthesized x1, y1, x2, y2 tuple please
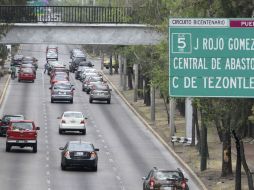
(0, 44, 202, 190)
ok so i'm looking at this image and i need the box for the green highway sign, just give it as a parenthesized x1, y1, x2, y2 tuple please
(169, 18, 254, 97)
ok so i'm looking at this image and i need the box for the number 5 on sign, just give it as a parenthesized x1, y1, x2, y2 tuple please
(171, 33, 192, 53)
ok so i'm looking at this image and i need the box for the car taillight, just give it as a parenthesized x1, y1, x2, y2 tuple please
(149, 178, 155, 189)
(181, 181, 186, 189)
(62, 120, 66, 123)
(90, 152, 96, 158)
(80, 120, 85, 124)
(64, 151, 70, 159)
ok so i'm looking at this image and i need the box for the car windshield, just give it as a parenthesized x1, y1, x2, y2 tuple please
(68, 143, 93, 151)
(53, 84, 71, 90)
(94, 84, 108, 91)
(63, 112, 83, 118)
(11, 122, 33, 130)
(90, 77, 102, 82)
(22, 68, 33, 73)
(155, 171, 180, 180)
(3, 115, 24, 122)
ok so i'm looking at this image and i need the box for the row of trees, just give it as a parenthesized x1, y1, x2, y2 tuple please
(98, 0, 254, 189)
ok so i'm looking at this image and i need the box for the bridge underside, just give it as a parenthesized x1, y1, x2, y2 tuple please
(0, 23, 162, 45)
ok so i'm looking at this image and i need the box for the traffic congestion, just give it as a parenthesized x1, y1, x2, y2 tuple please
(0, 44, 199, 190)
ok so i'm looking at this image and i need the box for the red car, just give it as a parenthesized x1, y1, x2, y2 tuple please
(6, 120, 40, 153)
(18, 68, 36, 82)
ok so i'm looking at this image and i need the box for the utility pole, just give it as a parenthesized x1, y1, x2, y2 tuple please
(185, 98, 193, 138)
(133, 63, 138, 102)
(150, 84, 155, 124)
(169, 98, 176, 139)
(119, 55, 123, 87)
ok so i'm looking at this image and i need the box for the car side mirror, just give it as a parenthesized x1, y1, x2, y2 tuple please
(49, 87, 52, 89)
(36, 127, 40, 130)
(109, 89, 112, 91)
(57, 117, 61, 119)
(59, 147, 64, 150)
(94, 148, 99, 151)
(142, 177, 146, 180)
(185, 178, 188, 182)
(72, 88, 75, 90)
(85, 117, 88, 120)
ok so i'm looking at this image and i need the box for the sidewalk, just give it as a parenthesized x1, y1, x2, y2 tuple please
(102, 69, 254, 190)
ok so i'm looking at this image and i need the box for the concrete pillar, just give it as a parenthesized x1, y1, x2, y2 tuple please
(133, 63, 138, 102)
(169, 98, 176, 138)
(150, 84, 155, 124)
(185, 97, 193, 138)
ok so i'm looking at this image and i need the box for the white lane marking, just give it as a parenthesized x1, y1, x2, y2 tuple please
(109, 158, 114, 163)
(116, 176, 121, 181)
(104, 145, 108, 149)
(45, 164, 49, 168)
(46, 157, 49, 161)
(45, 140, 48, 144)
(106, 152, 110, 155)
(101, 139, 105, 143)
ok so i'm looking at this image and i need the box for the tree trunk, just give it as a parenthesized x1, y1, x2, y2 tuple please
(214, 118, 223, 142)
(114, 53, 119, 74)
(200, 109, 208, 171)
(221, 120, 233, 177)
(138, 72, 143, 98)
(127, 67, 133, 90)
(232, 130, 242, 190)
(144, 78, 150, 106)
(109, 54, 113, 75)
(240, 141, 254, 190)
(194, 106, 201, 153)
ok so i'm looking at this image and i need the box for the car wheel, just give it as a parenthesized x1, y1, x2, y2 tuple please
(81, 129, 86, 135)
(107, 100, 111, 104)
(5, 143, 11, 152)
(89, 98, 93, 103)
(51, 99, 54, 103)
(92, 165, 97, 172)
(18, 79, 21, 82)
(59, 129, 63, 134)
(61, 163, 66, 171)
(70, 99, 73, 104)
(86, 90, 89, 94)
(32, 80, 34, 83)
(33, 143, 37, 153)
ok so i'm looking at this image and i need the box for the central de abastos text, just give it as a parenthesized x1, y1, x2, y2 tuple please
(170, 37, 254, 90)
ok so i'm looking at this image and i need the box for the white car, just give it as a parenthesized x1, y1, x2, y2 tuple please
(58, 111, 87, 135)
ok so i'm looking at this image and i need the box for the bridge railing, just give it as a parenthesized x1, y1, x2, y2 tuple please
(0, 6, 140, 24)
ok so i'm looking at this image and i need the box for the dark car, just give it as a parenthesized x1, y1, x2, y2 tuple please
(69, 57, 86, 73)
(89, 83, 111, 104)
(59, 141, 99, 171)
(22, 56, 38, 70)
(50, 82, 74, 103)
(0, 114, 24, 136)
(142, 167, 189, 190)
(11, 54, 24, 66)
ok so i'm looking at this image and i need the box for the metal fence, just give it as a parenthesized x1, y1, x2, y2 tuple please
(0, 6, 139, 24)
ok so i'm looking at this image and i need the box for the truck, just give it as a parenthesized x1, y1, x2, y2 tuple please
(6, 120, 40, 153)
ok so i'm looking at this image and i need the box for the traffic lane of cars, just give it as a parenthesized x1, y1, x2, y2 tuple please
(66, 71, 195, 190)
(0, 76, 49, 190)
(42, 78, 122, 190)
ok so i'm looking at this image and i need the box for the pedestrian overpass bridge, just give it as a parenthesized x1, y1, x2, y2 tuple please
(0, 6, 163, 45)
(0, 23, 162, 45)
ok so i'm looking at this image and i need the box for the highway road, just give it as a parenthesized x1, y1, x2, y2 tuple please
(0, 44, 202, 190)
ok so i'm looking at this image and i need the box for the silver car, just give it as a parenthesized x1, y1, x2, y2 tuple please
(89, 83, 112, 104)
(58, 111, 87, 135)
(50, 82, 74, 103)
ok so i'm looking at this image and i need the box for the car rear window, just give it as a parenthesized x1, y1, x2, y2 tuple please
(11, 122, 33, 130)
(53, 84, 71, 90)
(3, 116, 24, 122)
(68, 143, 93, 151)
(155, 171, 181, 180)
(63, 112, 83, 118)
